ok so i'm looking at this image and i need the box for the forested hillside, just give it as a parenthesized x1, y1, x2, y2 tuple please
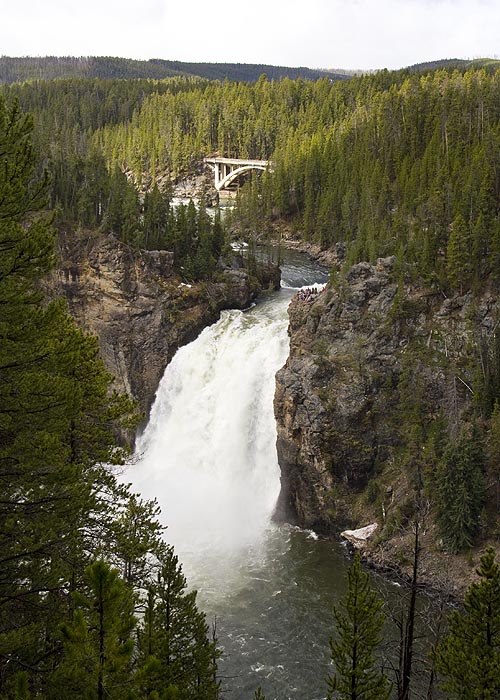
(1, 55, 500, 697)
(255, 67, 500, 287)
(6, 66, 500, 293)
(0, 55, 342, 84)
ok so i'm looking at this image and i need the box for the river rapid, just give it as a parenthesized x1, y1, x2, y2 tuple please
(126, 249, 431, 700)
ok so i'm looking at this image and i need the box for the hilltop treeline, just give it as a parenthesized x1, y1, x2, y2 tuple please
(5, 66, 500, 292)
(0, 55, 341, 85)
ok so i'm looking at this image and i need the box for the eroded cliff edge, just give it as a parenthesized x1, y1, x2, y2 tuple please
(274, 256, 499, 594)
(48, 229, 279, 421)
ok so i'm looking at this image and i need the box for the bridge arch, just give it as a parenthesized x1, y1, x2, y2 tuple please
(216, 164, 267, 191)
(204, 157, 270, 191)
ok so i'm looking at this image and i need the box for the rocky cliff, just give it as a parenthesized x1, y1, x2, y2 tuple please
(49, 229, 279, 421)
(274, 256, 500, 593)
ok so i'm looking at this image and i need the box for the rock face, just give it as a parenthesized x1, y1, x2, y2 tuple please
(274, 255, 499, 544)
(49, 229, 279, 421)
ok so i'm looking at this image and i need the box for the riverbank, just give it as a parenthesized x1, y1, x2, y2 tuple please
(277, 229, 341, 269)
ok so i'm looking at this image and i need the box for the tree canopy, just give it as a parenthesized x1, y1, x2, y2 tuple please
(0, 94, 220, 700)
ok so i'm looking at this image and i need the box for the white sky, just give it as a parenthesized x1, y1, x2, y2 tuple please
(1, 0, 498, 71)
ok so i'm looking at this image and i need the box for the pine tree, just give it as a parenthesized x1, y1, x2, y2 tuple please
(0, 95, 137, 696)
(434, 425, 485, 553)
(143, 184, 171, 250)
(0, 96, 66, 689)
(326, 553, 391, 700)
(77, 147, 109, 228)
(51, 560, 136, 700)
(109, 492, 165, 587)
(136, 544, 220, 700)
(446, 214, 471, 292)
(436, 547, 500, 699)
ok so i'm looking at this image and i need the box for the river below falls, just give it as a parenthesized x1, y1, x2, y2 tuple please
(126, 248, 436, 700)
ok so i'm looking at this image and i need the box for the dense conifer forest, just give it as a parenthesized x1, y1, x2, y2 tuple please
(0, 56, 343, 85)
(0, 95, 220, 699)
(1, 62, 500, 697)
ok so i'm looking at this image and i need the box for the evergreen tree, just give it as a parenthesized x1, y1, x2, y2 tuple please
(437, 547, 500, 699)
(136, 544, 220, 700)
(0, 94, 137, 696)
(446, 214, 472, 292)
(77, 147, 109, 228)
(143, 184, 171, 249)
(51, 560, 136, 700)
(326, 553, 391, 700)
(105, 164, 129, 237)
(434, 425, 486, 553)
(109, 493, 165, 587)
(0, 96, 68, 689)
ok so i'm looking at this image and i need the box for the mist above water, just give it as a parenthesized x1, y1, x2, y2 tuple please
(126, 251, 440, 699)
(132, 293, 291, 560)
(126, 253, 347, 699)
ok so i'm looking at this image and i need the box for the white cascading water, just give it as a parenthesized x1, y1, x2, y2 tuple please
(125, 258, 343, 700)
(129, 292, 292, 571)
(124, 259, 420, 699)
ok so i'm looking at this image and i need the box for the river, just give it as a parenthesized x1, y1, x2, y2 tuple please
(126, 249, 433, 700)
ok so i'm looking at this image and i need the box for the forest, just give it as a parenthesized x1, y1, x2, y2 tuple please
(0, 56, 341, 85)
(6, 65, 500, 290)
(1, 62, 500, 698)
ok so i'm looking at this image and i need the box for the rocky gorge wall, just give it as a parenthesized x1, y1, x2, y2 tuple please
(48, 229, 279, 422)
(274, 255, 500, 593)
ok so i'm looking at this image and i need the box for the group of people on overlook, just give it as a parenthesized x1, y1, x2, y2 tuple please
(294, 285, 325, 302)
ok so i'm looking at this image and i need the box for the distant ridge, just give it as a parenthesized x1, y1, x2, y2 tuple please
(0, 55, 349, 84)
(406, 57, 500, 72)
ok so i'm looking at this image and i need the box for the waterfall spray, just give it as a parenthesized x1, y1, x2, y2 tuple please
(130, 294, 291, 560)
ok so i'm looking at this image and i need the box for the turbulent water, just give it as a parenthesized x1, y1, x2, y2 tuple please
(133, 293, 289, 556)
(126, 252, 370, 699)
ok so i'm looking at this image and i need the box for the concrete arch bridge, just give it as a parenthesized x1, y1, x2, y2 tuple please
(204, 157, 270, 192)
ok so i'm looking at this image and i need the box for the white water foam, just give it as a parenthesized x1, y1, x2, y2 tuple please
(128, 293, 292, 564)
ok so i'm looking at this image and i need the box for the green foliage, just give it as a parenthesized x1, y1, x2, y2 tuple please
(51, 560, 136, 700)
(7, 65, 500, 292)
(327, 553, 391, 700)
(447, 214, 472, 292)
(474, 331, 500, 417)
(4, 65, 500, 292)
(437, 547, 500, 699)
(0, 95, 219, 700)
(136, 545, 220, 700)
(434, 425, 486, 553)
(230, 67, 500, 283)
(4, 62, 500, 698)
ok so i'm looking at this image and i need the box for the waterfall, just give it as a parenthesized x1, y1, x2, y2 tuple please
(125, 257, 342, 700)
(123, 256, 418, 700)
(130, 292, 292, 567)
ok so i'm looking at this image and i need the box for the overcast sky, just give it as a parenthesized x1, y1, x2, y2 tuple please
(1, 0, 498, 71)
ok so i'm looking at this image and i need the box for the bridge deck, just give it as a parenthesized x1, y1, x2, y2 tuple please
(204, 157, 269, 166)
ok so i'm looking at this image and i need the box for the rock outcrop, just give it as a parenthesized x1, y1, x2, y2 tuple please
(274, 255, 499, 591)
(275, 257, 401, 531)
(48, 229, 279, 421)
